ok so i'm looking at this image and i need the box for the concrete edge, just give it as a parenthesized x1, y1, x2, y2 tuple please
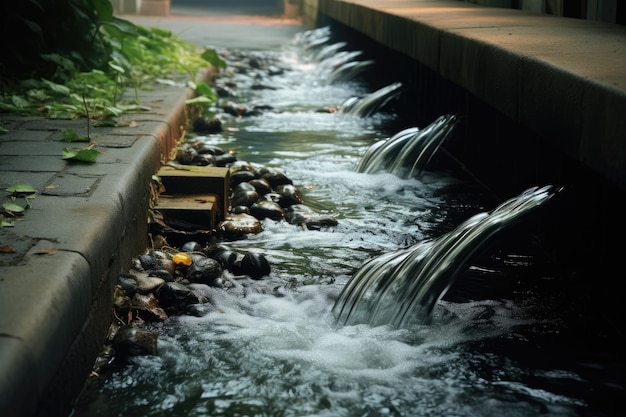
(316, 0, 626, 192)
(0, 65, 216, 417)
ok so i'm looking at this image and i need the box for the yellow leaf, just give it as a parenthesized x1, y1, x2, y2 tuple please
(35, 247, 57, 255)
(0, 245, 15, 253)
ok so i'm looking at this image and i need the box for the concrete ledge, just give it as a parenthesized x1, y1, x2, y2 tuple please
(317, 0, 626, 192)
(0, 248, 91, 417)
(0, 65, 213, 416)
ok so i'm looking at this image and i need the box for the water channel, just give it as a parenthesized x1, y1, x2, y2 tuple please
(71, 22, 624, 417)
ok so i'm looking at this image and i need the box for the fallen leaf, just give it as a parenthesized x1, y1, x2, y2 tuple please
(2, 202, 25, 213)
(62, 128, 90, 142)
(0, 245, 15, 253)
(35, 247, 57, 255)
(62, 146, 100, 162)
(6, 184, 36, 194)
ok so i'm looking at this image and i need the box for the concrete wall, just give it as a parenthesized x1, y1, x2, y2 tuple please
(464, 0, 622, 24)
(315, 0, 626, 193)
(312, 0, 625, 325)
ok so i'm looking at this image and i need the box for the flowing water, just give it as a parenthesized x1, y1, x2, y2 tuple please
(71, 27, 625, 417)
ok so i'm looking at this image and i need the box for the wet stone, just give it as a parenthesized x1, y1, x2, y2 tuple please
(113, 326, 158, 357)
(191, 154, 214, 166)
(118, 274, 138, 296)
(212, 248, 238, 269)
(259, 167, 292, 187)
(114, 292, 131, 317)
(286, 204, 339, 229)
(231, 205, 250, 214)
(156, 281, 200, 311)
(275, 184, 303, 207)
(230, 160, 257, 173)
(215, 153, 237, 166)
(249, 178, 272, 195)
(131, 293, 168, 322)
(218, 213, 263, 238)
(138, 250, 169, 271)
(231, 189, 260, 207)
(175, 143, 198, 164)
(184, 303, 219, 317)
(230, 170, 256, 187)
(241, 252, 271, 280)
(186, 256, 222, 284)
(303, 215, 339, 230)
(222, 102, 248, 117)
(233, 181, 256, 193)
(181, 241, 204, 253)
(146, 268, 175, 282)
(263, 192, 282, 204)
(138, 253, 158, 270)
(133, 272, 165, 294)
(192, 116, 222, 133)
(250, 200, 285, 221)
(193, 142, 226, 155)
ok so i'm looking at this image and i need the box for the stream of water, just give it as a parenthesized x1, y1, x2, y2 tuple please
(71, 26, 625, 417)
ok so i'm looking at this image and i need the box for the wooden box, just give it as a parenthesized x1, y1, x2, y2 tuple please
(156, 165, 230, 219)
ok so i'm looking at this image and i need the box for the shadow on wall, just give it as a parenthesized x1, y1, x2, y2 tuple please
(463, 0, 624, 25)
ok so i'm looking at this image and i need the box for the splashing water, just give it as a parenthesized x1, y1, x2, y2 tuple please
(332, 185, 562, 328)
(339, 81, 404, 117)
(355, 114, 459, 178)
(71, 26, 625, 417)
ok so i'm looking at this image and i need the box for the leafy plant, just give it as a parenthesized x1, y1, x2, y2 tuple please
(0, 0, 223, 123)
(61, 127, 99, 161)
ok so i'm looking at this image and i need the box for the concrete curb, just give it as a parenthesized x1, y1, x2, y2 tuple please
(0, 68, 213, 417)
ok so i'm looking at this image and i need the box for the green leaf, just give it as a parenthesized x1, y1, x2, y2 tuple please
(11, 95, 30, 109)
(6, 184, 37, 194)
(94, 119, 117, 127)
(41, 78, 71, 95)
(62, 147, 100, 162)
(201, 49, 227, 69)
(0, 127, 8, 135)
(40, 53, 77, 73)
(102, 17, 141, 37)
(118, 104, 151, 112)
(94, 0, 114, 22)
(150, 27, 172, 38)
(0, 102, 18, 112)
(195, 81, 217, 101)
(108, 61, 126, 74)
(62, 129, 90, 142)
(2, 202, 25, 214)
(156, 78, 183, 87)
(18, 17, 43, 36)
(26, 89, 50, 102)
(0, 217, 14, 228)
(46, 103, 78, 119)
(104, 106, 124, 117)
(186, 96, 214, 105)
